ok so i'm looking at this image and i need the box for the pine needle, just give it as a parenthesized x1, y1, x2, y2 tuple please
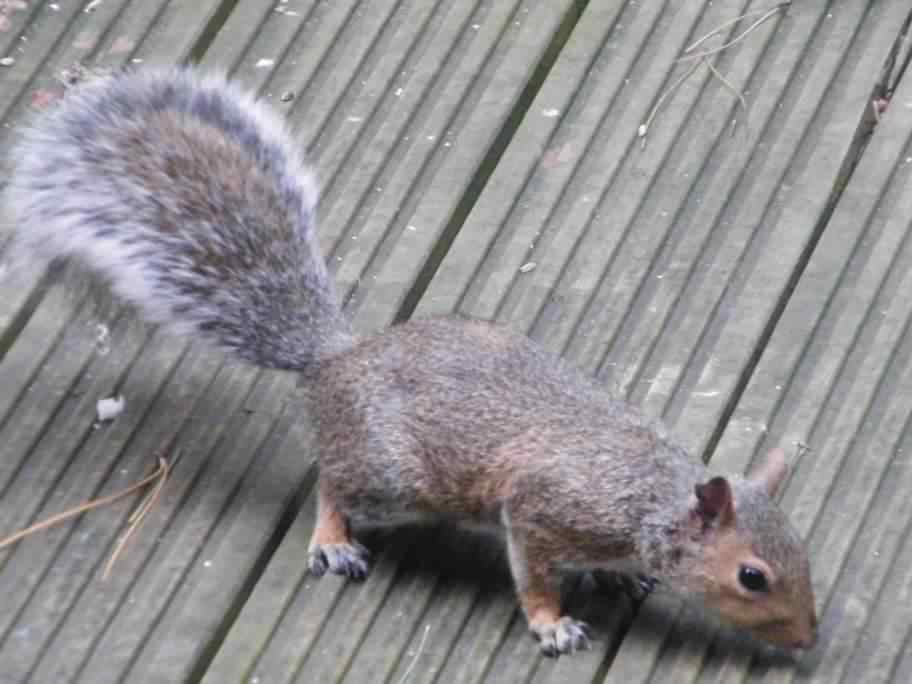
(0, 457, 169, 553)
(703, 57, 750, 135)
(103, 456, 171, 579)
(398, 624, 431, 684)
(637, 59, 701, 147)
(638, 2, 787, 144)
(683, 2, 791, 54)
(677, 3, 790, 63)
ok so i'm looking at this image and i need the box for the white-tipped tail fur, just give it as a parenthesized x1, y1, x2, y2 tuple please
(3, 66, 351, 371)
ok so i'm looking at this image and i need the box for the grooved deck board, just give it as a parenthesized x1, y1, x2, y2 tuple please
(0, 3, 301, 683)
(617, 52, 912, 684)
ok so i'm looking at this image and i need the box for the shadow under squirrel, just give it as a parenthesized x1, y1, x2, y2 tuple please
(2, 67, 817, 656)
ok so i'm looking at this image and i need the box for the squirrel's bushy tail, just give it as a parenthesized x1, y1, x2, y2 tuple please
(4, 67, 351, 371)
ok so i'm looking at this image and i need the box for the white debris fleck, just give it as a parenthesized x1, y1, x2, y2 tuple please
(131, 58, 143, 63)
(49, 3, 60, 10)
(96, 395, 126, 422)
(519, 262, 537, 273)
(255, 58, 275, 68)
(471, 23, 480, 30)
(542, 108, 560, 117)
(395, 87, 403, 97)
(347, 115, 363, 123)
(0, 57, 15, 67)
(406, 225, 417, 231)
(85, 0, 102, 12)
(203, 560, 213, 568)
(95, 323, 111, 355)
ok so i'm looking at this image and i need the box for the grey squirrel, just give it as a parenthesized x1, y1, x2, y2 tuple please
(3, 67, 817, 656)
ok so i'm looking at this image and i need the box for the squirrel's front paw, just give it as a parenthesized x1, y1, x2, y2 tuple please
(592, 570, 659, 602)
(530, 617, 590, 657)
(308, 541, 371, 581)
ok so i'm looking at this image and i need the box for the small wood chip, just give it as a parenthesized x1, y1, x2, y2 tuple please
(519, 262, 537, 273)
(280, 90, 294, 102)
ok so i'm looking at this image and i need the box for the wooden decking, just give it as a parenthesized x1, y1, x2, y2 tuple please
(1, 2, 911, 682)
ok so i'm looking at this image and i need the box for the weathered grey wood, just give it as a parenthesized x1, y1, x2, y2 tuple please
(632, 49, 912, 684)
(0, 3, 280, 683)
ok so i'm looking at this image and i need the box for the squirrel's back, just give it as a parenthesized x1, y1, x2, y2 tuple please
(4, 67, 351, 370)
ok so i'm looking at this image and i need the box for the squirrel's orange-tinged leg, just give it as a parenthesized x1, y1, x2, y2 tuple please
(307, 484, 370, 580)
(503, 512, 590, 657)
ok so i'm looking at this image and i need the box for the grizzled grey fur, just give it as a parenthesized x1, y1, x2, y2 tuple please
(3, 67, 817, 658)
(4, 67, 350, 372)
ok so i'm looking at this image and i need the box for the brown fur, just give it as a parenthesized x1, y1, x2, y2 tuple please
(308, 317, 818, 654)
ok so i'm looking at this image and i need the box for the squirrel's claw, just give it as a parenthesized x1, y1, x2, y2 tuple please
(592, 570, 659, 602)
(636, 574, 660, 597)
(308, 541, 371, 581)
(531, 617, 591, 657)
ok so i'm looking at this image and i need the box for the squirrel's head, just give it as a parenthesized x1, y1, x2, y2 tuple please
(685, 448, 817, 651)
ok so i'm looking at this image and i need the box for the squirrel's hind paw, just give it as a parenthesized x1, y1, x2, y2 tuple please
(308, 541, 371, 581)
(531, 617, 591, 657)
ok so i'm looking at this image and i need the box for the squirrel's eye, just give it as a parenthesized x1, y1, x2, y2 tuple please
(738, 565, 769, 593)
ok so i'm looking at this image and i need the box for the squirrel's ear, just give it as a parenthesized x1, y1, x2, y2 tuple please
(693, 476, 735, 528)
(749, 447, 788, 498)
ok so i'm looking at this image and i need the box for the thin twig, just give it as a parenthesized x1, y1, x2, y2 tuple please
(638, 59, 701, 147)
(398, 624, 431, 684)
(0, 459, 167, 551)
(684, 2, 791, 54)
(103, 456, 170, 578)
(703, 57, 750, 134)
(678, 3, 789, 63)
